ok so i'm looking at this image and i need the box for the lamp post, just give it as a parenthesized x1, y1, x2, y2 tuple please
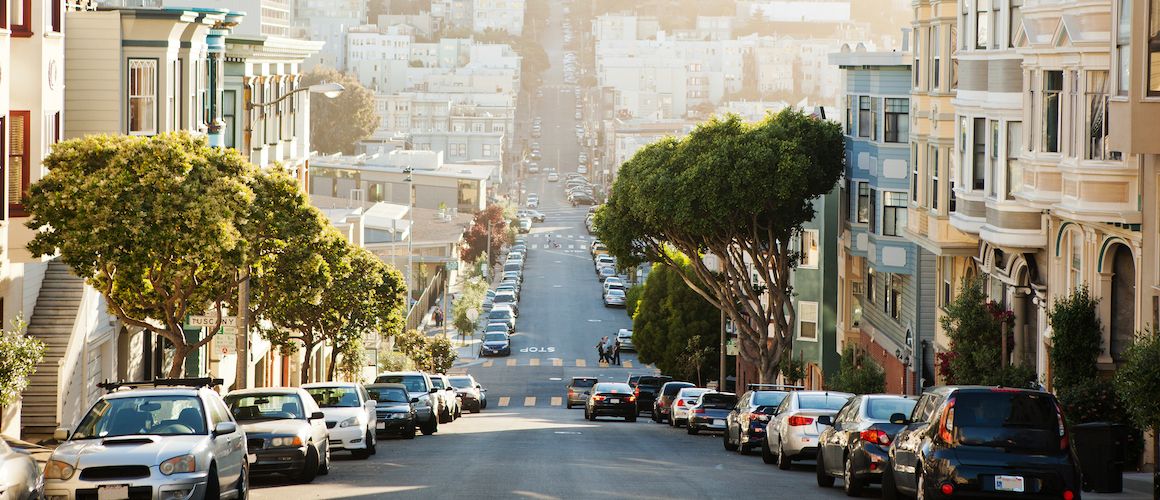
(236, 82, 344, 389)
(404, 167, 415, 300)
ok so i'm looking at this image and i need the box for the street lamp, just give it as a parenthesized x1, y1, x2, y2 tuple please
(247, 82, 345, 109)
(404, 167, 414, 300)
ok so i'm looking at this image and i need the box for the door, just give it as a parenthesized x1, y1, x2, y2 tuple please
(825, 398, 858, 474)
(891, 394, 938, 494)
(208, 396, 243, 494)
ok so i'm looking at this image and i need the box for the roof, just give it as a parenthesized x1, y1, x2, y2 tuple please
(225, 387, 305, 397)
(301, 382, 362, 389)
(105, 387, 205, 399)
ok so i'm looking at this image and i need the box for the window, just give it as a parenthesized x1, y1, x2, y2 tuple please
(797, 301, 818, 341)
(989, 120, 999, 197)
(931, 25, 941, 89)
(11, 0, 30, 36)
(867, 267, 876, 304)
(961, 1, 970, 50)
(977, 0, 990, 49)
(886, 273, 902, 320)
(857, 182, 870, 223)
(914, 28, 922, 89)
(1151, 0, 1160, 96)
(911, 144, 920, 203)
(884, 98, 909, 143)
(128, 59, 158, 136)
(846, 95, 855, 135)
(171, 60, 182, 131)
(972, 118, 986, 190)
(1117, 0, 1132, 96)
(482, 144, 493, 157)
(1067, 230, 1083, 289)
(858, 96, 871, 138)
(222, 90, 236, 149)
(1087, 71, 1111, 160)
(1009, 0, 1023, 47)
(1043, 70, 1063, 152)
(457, 179, 478, 210)
(799, 230, 819, 268)
(0, 117, 5, 214)
(1006, 121, 1022, 199)
(883, 191, 908, 236)
(50, 0, 62, 33)
(868, 189, 878, 233)
(871, 97, 880, 140)
(929, 146, 940, 211)
(8, 111, 30, 216)
(941, 257, 953, 306)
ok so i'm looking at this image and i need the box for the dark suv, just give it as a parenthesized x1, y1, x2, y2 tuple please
(883, 386, 1081, 500)
(629, 375, 673, 415)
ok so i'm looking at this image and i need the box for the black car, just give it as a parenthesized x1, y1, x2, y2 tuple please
(882, 386, 1081, 500)
(815, 394, 917, 495)
(652, 381, 694, 423)
(479, 332, 512, 357)
(365, 383, 418, 439)
(585, 382, 638, 422)
(631, 375, 673, 415)
(724, 387, 792, 454)
(566, 377, 598, 409)
(687, 392, 737, 435)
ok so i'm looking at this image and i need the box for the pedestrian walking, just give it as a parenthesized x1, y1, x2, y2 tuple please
(596, 338, 606, 364)
(433, 309, 443, 327)
(612, 340, 621, 365)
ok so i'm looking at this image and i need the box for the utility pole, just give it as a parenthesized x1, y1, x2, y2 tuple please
(235, 273, 249, 390)
(719, 308, 727, 392)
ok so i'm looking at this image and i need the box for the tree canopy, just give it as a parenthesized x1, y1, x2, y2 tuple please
(938, 277, 1037, 387)
(631, 262, 720, 383)
(0, 319, 44, 407)
(301, 67, 379, 154)
(595, 111, 845, 382)
(826, 347, 886, 395)
(460, 204, 508, 267)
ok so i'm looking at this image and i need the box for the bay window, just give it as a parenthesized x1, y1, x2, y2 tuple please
(989, 120, 999, 197)
(868, 189, 878, 233)
(973, 118, 986, 190)
(1087, 71, 1110, 160)
(1043, 70, 1063, 152)
(858, 96, 871, 138)
(932, 25, 941, 89)
(857, 182, 870, 223)
(799, 230, 819, 268)
(884, 98, 909, 143)
(1010, 0, 1023, 48)
(846, 95, 855, 135)
(977, 0, 990, 50)
(883, 191, 908, 237)
(911, 144, 919, 203)
(930, 146, 940, 211)
(1117, 0, 1131, 96)
(1006, 122, 1023, 199)
(128, 59, 158, 136)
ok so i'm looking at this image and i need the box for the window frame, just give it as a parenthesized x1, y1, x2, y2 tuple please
(882, 191, 908, 237)
(1006, 121, 1023, 199)
(1009, 0, 1023, 48)
(799, 229, 820, 269)
(868, 188, 878, 234)
(796, 301, 819, 342)
(972, 117, 986, 190)
(857, 181, 870, 224)
(884, 98, 909, 143)
(930, 146, 940, 212)
(976, 0, 990, 50)
(858, 96, 871, 138)
(866, 267, 876, 304)
(931, 25, 941, 90)
(1043, 70, 1064, 152)
(1086, 71, 1111, 160)
(222, 89, 237, 149)
(7, 111, 31, 217)
(50, 0, 62, 33)
(989, 120, 999, 197)
(1116, 0, 1131, 96)
(10, 0, 32, 36)
(127, 58, 159, 136)
(911, 143, 920, 204)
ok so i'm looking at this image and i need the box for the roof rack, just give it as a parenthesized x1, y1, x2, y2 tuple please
(746, 383, 805, 391)
(98, 378, 225, 393)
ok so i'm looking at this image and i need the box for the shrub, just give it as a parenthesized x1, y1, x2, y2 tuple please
(1048, 285, 1102, 392)
(827, 346, 886, 394)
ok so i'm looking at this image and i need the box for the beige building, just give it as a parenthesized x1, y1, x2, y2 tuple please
(308, 150, 495, 215)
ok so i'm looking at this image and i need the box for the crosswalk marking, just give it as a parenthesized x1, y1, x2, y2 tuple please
(568, 244, 575, 249)
(506, 359, 517, 367)
(524, 396, 536, 407)
(623, 361, 633, 368)
(498, 397, 510, 407)
(550, 397, 563, 406)
(529, 358, 541, 367)
(483, 360, 494, 368)
(575, 359, 586, 367)
(531, 244, 539, 250)
(552, 358, 563, 367)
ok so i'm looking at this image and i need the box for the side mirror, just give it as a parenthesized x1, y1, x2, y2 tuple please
(367, 400, 378, 407)
(889, 412, 909, 425)
(54, 428, 71, 441)
(480, 388, 487, 392)
(429, 388, 439, 394)
(410, 397, 420, 404)
(446, 387, 455, 392)
(817, 415, 833, 426)
(310, 411, 325, 420)
(213, 422, 238, 437)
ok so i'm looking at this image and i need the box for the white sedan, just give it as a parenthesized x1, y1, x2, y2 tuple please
(302, 382, 378, 459)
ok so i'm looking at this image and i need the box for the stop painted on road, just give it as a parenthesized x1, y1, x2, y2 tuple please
(520, 347, 556, 353)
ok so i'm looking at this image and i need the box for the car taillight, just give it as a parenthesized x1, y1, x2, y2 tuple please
(1055, 402, 1069, 451)
(787, 416, 814, 426)
(626, 396, 636, 402)
(749, 412, 769, 422)
(593, 395, 606, 401)
(1062, 490, 1075, 500)
(940, 483, 954, 495)
(860, 429, 891, 446)
(676, 399, 685, 407)
(634, 387, 640, 397)
(693, 408, 705, 414)
(658, 400, 667, 408)
(939, 397, 956, 444)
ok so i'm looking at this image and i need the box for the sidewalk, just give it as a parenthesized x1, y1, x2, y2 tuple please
(1085, 472, 1154, 499)
(417, 275, 481, 366)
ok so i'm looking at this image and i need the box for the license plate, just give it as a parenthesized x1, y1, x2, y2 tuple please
(712, 419, 724, 426)
(995, 475, 1025, 492)
(97, 485, 130, 500)
(376, 422, 386, 430)
(608, 399, 619, 404)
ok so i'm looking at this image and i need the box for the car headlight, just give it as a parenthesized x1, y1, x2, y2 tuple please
(269, 436, 304, 447)
(44, 459, 75, 480)
(159, 454, 197, 475)
(339, 416, 360, 428)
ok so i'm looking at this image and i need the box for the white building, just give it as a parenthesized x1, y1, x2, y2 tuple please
(347, 24, 414, 92)
(472, 0, 524, 36)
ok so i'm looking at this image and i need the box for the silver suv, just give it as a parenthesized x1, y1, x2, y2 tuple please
(44, 378, 248, 500)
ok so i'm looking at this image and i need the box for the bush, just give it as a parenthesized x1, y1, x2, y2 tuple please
(939, 277, 1038, 387)
(1058, 378, 1144, 467)
(425, 335, 458, 373)
(378, 351, 415, 372)
(827, 346, 886, 394)
(1048, 285, 1102, 392)
(1114, 330, 1160, 470)
(625, 284, 644, 318)
(0, 318, 44, 406)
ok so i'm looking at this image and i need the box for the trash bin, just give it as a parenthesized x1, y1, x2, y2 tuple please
(1071, 422, 1127, 493)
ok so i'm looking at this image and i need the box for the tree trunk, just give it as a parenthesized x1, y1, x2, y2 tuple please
(166, 344, 188, 379)
(300, 342, 318, 385)
(327, 347, 339, 381)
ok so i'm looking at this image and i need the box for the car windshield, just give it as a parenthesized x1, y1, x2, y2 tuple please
(485, 325, 507, 333)
(376, 375, 428, 394)
(367, 387, 409, 403)
(866, 398, 918, 420)
(662, 383, 693, 396)
(571, 378, 597, 388)
(954, 391, 1057, 429)
(595, 383, 632, 394)
(700, 394, 737, 408)
(680, 388, 710, 399)
(73, 395, 207, 439)
(752, 392, 788, 407)
(224, 393, 305, 421)
(484, 333, 508, 342)
(430, 378, 446, 389)
(490, 309, 513, 320)
(798, 394, 851, 411)
(448, 377, 473, 388)
(305, 387, 361, 408)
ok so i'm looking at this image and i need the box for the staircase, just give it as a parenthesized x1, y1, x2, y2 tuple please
(21, 260, 84, 437)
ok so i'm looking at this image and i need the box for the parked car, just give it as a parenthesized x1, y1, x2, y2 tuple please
(224, 387, 330, 482)
(687, 392, 738, 435)
(815, 394, 918, 495)
(598, 266, 617, 282)
(631, 375, 674, 415)
(547, 172, 559, 182)
(762, 390, 853, 469)
(495, 283, 521, 302)
(603, 288, 627, 307)
(44, 379, 248, 500)
(651, 381, 694, 423)
(571, 193, 596, 206)
(373, 372, 439, 435)
(0, 436, 45, 500)
(488, 305, 516, 332)
(428, 374, 462, 422)
(594, 254, 615, 271)
(518, 218, 532, 233)
(302, 382, 378, 459)
(502, 270, 523, 286)
(365, 383, 418, 439)
(723, 386, 794, 454)
(585, 383, 638, 422)
(881, 386, 1081, 500)
(479, 331, 512, 357)
(616, 329, 634, 351)
(669, 387, 712, 428)
(494, 291, 520, 316)
(448, 375, 487, 412)
(566, 377, 599, 409)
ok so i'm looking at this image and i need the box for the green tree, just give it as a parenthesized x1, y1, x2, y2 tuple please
(631, 261, 720, 382)
(460, 205, 508, 267)
(0, 318, 44, 407)
(378, 351, 415, 372)
(827, 346, 886, 394)
(452, 277, 487, 336)
(394, 328, 432, 370)
(938, 277, 1037, 387)
(301, 67, 379, 154)
(625, 284, 644, 318)
(425, 335, 458, 373)
(28, 133, 255, 377)
(596, 111, 845, 383)
(681, 335, 715, 386)
(1113, 331, 1160, 490)
(1047, 285, 1102, 392)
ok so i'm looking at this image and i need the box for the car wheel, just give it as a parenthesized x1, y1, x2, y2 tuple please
(236, 463, 249, 500)
(205, 464, 220, 499)
(776, 442, 792, 470)
(723, 429, 738, 451)
(318, 443, 330, 475)
(586, 409, 596, 421)
(761, 439, 776, 464)
(651, 408, 658, 423)
(300, 446, 320, 482)
(481, 398, 488, 409)
(421, 417, 437, 435)
(739, 440, 752, 455)
(916, 468, 928, 500)
(687, 424, 698, 435)
(816, 448, 835, 487)
(881, 463, 899, 500)
(367, 429, 377, 455)
(843, 452, 863, 496)
(405, 423, 417, 439)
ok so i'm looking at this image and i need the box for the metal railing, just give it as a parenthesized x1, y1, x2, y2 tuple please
(404, 267, 445, 332)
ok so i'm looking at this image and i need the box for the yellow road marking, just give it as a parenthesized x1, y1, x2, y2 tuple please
(575, 359, 586, 367)
(524, 396, 536, 407)
(550, 397, 562, 406)
(506, 359, 517, 367)
(529, 358, 540, 367)
(552, 358, 563, 367)
(623, 361, 633, 368)
(498, 397, 510, 407)
(483, 360, 494, 368)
